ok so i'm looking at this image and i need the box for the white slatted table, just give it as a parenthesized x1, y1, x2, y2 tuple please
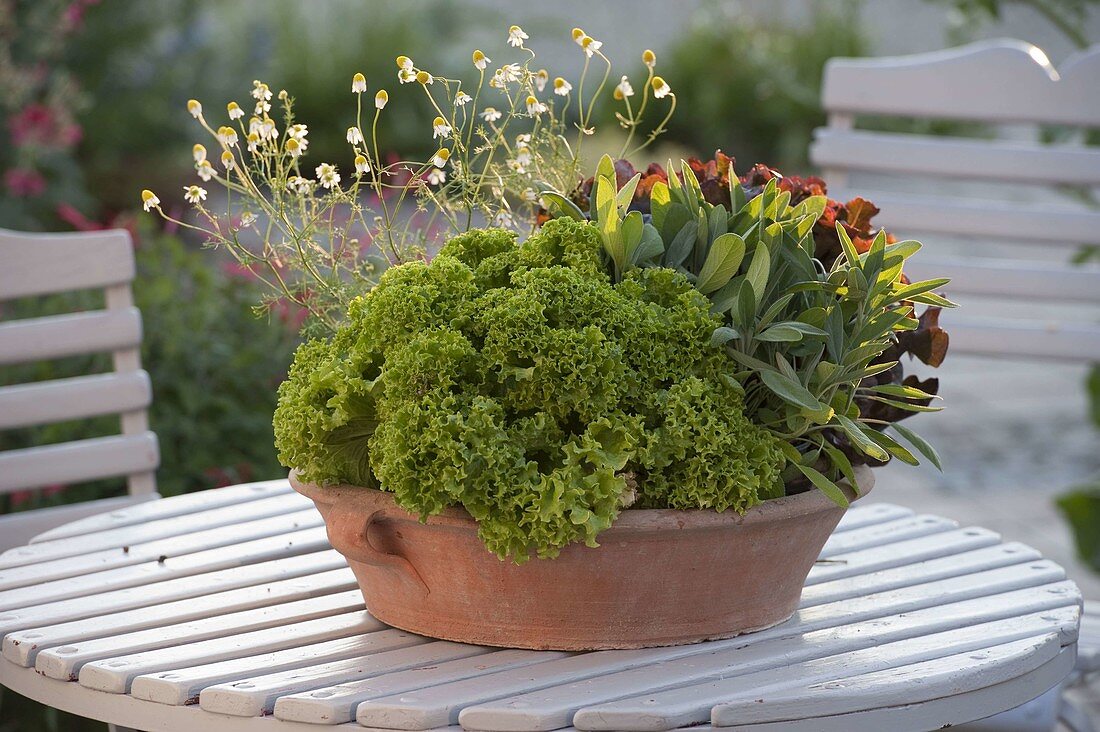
(0, 479, 1081, 732)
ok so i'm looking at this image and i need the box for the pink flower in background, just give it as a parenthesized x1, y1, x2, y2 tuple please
(4, 168, 47, 197)
(9, 104, 83, 150)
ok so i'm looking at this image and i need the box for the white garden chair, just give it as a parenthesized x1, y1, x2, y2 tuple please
(0, 228, 160, 551)
(812, 38, 1100, 731)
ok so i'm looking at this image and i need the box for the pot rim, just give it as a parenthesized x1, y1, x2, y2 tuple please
(290, 463, 874, 533)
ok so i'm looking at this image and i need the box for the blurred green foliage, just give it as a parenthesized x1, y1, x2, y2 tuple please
(658, 0, 869, 170)
(0, 228, 299, 516)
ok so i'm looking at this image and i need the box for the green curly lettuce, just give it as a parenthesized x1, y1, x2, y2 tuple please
(274, 217, 784, 561)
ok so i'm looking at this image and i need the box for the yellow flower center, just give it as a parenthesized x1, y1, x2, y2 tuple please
(415, 71, 431, 84)
(141, 189, 157, 203)
(395, 55, 411, 69)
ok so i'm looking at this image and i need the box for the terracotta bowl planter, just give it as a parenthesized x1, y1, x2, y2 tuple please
(290, 466, 873, 650)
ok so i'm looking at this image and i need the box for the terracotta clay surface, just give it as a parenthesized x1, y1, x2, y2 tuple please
(291, 466, 873, 650)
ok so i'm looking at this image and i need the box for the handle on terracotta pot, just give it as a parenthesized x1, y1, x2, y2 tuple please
(329, 508, 429, 597)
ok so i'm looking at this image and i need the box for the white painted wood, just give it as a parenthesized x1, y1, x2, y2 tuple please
(196, 642, 486, 717)
(1078, 603, 1100, 673)
(709, 634, 1060, 725)
(445, 577, 1075, 732)
(141, 638, 468, 708)
(274, 649, 567, 726)
(0, 507, 320, 592)
(818, 514, 955, 557)
(811, 128, 1100, 185)
(2, 567, 357, 667)
(904, 257, 1100, 304)
(562, 604, 1078, 732)
(808, 527, 1002, 584)
(24, 479, 291, 546)
(0, 659, 370, 732)
(0, 550, 346, 638)
(709, 648, 1076, 732)
(78, 621, 404, 694)
(0, 497, 1082, 732)
(0, 371, 152, 430)
(357, 583, 1079, 730)
(0, 432, 159, 495)
(0, 308, 143, 365)
(831, 503, 912, 532)
(938, 319, 1100, 363)
(35, 589, 366, 680)
(0, 527, 329, 612)
(813, 41, 1100, 364)
(0, 494, 159, 555)
(0, 493, 314, 581)
(804, 542, 1042, 607)
(0, 228, 134, 300)
(826, 190, 1100, 248)
(818, 40, 1100, 126)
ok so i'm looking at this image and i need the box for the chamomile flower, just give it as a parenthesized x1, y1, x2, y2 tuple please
(227, 101, 244, 120)
(352, 72, 367, 94)
(427, 167, 446, 185)
(141, 189, 160, 211)
(240, 211, 257, 227)
(375, 90, 389, 109)
(614, 76, 634, 99)
(432, 116, 452, 139)
(396, 55, 414, 71)
(521, 187, 538, 203)
(315, 163, 341, 189)
(525, 95, 547, 115)
(196, 160, 215, 181)
(553, 77, 572, 96)
(347, 127, 364, 145)
(416, 70, 433, 85)
(454, 91, 472, 107)
(472, 50, 490, 71)
(262, 118, 278, 139)
(643, 49, 657, 68)
(285, 138, 303, 158)
(286, 175, 312, 193)
(183, 185, 207, 204)
(500, 63, 522, 82)
(493, 210, 515, 228)
(399, 68, 416, 84)
(535, 69, 549, 92)
(192, 144, 207, 163)
(515, 133, 532, 145)
(580, 35, 602, 58)
(252, 80, 273, 101)
(507, 25, 528, 47)
(481, 107, 503, 123)
(652, 76, 671, 98)
(572, 28, 586, 45)
(217, 126, 238, 147)
(187, 99, 202, 118)
(247, 132, 260, 152)
(430, 148, 450, 168)
(221, 150, 235, 169)
(506, 24, 528, 47)
(354, 155, 370, 176)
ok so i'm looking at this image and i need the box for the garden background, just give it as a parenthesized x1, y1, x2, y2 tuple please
(2, 0, 1098, 729)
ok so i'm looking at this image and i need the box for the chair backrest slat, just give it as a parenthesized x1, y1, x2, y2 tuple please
(0, 371, 152, 431)
(903, 257, 1100, 304)
(0, 227, 158, 496)
(813, 128, 1100, 187)
(812, 40, 1100, 362)
(0, 309, 143, 366)
(822, 190, 1100, 248)
(819, 39, 1100, 126)
(0, 229, 135, 300)
(0, 434, 160, 495)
